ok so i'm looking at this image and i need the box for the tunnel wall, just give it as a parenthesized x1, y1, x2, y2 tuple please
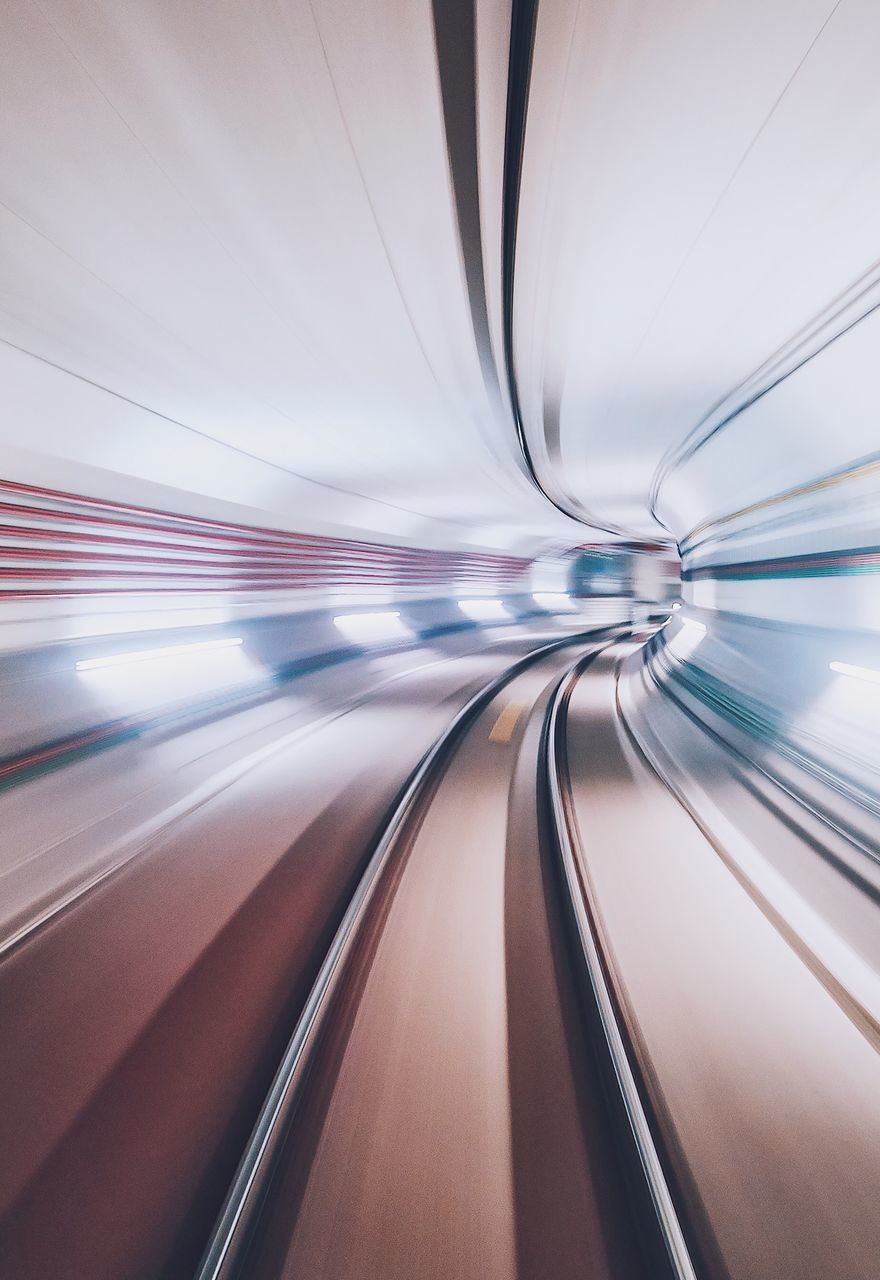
(650, 266, 880, 812)
(0, 477, 641, 775)
(0, 476, 535, 651)
(655, 263, 880, 635)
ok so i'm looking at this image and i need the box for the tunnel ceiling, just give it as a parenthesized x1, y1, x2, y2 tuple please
(1, 1, 868, 555)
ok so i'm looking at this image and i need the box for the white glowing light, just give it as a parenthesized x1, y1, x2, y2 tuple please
(458, 598, 509, 621)
(76, 636, 243, 671)
(76, 634, 261, 715)
(665, 614, 706, 662)
(829, 660, 880, 685)
(533, 592, 576, 612)
(333, 610, 412, 644)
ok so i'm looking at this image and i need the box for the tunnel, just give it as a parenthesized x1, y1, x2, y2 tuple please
(2, 3, 879, 1279)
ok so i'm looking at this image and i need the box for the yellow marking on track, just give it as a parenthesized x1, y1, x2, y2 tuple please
(488, 700, 524, 744)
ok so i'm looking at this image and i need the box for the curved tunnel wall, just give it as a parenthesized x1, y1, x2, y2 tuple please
(650, 267, 880, 817)
(0, 476, 540, 650)
(657, 263, 880, 633)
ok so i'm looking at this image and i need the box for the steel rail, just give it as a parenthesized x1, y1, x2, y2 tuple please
(194, 629, 611, 1280)
(546, 651, 700, 1280)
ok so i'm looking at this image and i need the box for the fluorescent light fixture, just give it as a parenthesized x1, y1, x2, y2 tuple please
(458, 598, 509, 621)
(533, 592, 576, 612)
(76, 636, 243, 671)
(333, 610, 412, 644)
(829, 660, 880, 685)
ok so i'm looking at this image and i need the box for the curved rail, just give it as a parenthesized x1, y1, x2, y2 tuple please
(546, 652, 700, 1280)
(194, 631, 601, 1280)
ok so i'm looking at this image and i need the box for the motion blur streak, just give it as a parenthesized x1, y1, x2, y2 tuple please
(2, 2, 880, 1279)
(197, 642, 655, 1280)
(563, 642, 880, 1280)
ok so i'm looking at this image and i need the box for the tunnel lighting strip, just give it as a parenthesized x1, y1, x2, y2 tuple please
(457, 597, 509, 620)
(75, 636, 244, 671)
(532, 591, 575, 610)
(547, 659, 699, 1280)
(829, 660, 880, 685)
(332, 610, 401, 623)
(332, 610, 411, 643)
